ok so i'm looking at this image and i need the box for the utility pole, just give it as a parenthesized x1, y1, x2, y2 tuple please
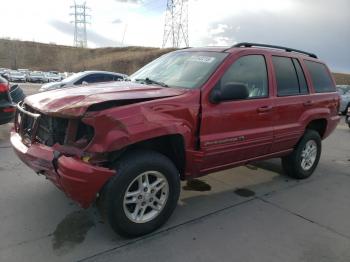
(70, 1, 91, 48)
(162, 0, 189, 48)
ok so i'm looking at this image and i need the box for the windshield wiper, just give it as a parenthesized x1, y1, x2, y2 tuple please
(135, 78, 168, 87)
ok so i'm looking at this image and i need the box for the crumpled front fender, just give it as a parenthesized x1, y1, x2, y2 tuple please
(83, 91, 200, 153)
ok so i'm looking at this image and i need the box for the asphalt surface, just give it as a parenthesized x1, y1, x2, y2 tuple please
(0, 86, 349, 261)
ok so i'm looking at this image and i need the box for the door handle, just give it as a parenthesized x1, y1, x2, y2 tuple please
(303, 100, 314, 106)
(257, 106, 272, 113)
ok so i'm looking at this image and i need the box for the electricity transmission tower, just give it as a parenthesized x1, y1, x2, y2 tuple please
(162, 0, 189, 48)
(70, 1, 90, 48)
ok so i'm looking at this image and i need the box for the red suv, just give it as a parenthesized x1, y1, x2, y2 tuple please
(11, 43, 340, 237)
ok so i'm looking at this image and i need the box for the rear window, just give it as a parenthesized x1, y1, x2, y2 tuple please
(304, 61, 335, 93)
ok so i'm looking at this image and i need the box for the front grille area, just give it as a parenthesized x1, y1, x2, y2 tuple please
(36, 114, 68, 146)
(17, 104, 94, 147)
(18, 104, 68, 146)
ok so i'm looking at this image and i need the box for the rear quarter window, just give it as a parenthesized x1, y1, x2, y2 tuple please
(304, 61, 335, 93)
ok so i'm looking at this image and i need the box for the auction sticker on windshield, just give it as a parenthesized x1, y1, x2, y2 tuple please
(188, 56, 216, 63)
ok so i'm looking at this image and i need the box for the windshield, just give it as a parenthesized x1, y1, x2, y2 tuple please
(61, 72, 85, 83)
(130, 51, 228, 89)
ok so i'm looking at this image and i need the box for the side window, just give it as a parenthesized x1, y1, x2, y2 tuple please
(113, 75, 123, 81)
(102, 74, 115, 82)
(221, 55, 268, 99)
(304, 61, 335, 93)
(76, 74, 110, 84)
(292, 58, 308, 94)
(93, 74, 109, 83)
(75, 74, 97, 85)
(272, 56, 300, 96)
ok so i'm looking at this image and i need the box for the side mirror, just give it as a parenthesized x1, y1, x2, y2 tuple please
(210, 82, 249, 103)
(82, 81, 89, 86)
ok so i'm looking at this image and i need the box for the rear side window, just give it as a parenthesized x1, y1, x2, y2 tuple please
(304, 61, 335, 93)
(272, 56, 300, 96)
(221, 55, 268, 99)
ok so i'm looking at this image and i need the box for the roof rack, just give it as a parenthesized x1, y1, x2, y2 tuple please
(230, 42, 317, 58)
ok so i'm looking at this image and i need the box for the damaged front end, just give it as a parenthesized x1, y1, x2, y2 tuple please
(11, 102, 115, 208)
(10, 82, 195, 207)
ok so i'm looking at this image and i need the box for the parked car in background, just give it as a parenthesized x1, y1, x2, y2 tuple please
(0, 76, 14, 125)
(27, 71, 46, 83)
(0, 68, 8, 78)
(345, 107, 350, 128)
(7, 71, 26, 82)
(337, 85, 350, 114)
(44, 72, 62, 82)
(12, 43, 340, 237)
(39, 70, 128, 92)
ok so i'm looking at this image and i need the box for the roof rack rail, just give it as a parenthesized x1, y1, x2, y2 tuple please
(230, 42, 317, 58)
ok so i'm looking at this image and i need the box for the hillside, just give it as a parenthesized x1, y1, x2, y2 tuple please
(0, 39, 175, 75)
(0, 39, 349, 83)
(333, 73, 350, 85)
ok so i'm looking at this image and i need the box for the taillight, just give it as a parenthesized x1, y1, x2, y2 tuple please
(0, 83, 9, 93)
(2, 107, 15, 113)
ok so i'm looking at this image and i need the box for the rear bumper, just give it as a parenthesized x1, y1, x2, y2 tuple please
(11, 131, 115, 208)
(0, 106, 15, 125)
(0, 112, 14, 125)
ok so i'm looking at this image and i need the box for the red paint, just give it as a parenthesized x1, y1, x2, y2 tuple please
(11, 47, 340, 208)
(2, 107, 15, 113)
(0, 82, 9, 93)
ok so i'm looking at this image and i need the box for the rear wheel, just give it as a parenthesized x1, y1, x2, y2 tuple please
(282, 130, 321, 179)
(99, 150, 180, 237)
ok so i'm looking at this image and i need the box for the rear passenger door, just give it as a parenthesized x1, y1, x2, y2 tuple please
(271, 56, 310, 152)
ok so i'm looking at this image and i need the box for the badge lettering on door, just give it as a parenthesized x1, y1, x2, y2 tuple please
(205, 136, 245, 146)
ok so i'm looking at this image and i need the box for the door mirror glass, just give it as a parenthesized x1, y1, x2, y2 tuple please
(210, 82, 249, 103)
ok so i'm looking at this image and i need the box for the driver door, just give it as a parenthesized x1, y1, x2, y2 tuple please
(199, 54, 274, 173)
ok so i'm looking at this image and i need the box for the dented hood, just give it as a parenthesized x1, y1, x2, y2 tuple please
(25, 81, 187, 117)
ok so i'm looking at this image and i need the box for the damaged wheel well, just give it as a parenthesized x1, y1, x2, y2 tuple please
(108, 134, 186, 178)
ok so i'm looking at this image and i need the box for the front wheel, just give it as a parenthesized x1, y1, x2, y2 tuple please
(282, 130, 321, 179)
(99, 150, 180, 237)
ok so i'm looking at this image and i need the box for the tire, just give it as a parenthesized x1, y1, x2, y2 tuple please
(282, 129, 321, 179)
(99, 150, 180, 237)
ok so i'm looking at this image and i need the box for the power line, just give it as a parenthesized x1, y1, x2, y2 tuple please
(70, 1, 91, 48)
(162, 0, 189, 48)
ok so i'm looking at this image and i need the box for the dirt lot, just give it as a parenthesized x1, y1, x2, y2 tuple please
(0, 106, 349, 261)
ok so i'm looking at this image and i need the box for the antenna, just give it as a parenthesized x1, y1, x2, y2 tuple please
(162, 0, 189, 48)
(70, 1, 91, 48)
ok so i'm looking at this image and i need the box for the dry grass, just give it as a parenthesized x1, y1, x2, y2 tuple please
(332, 73, 350, 85)
(0, 39, 349, 83)
(0, 39, 175, 75)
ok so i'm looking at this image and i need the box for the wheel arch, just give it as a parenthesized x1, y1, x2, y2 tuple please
(108, 134, 187, 178)
(305, 118, 327, 139)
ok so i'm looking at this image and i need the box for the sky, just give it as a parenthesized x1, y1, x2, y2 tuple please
(0, 0, 349, 72)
